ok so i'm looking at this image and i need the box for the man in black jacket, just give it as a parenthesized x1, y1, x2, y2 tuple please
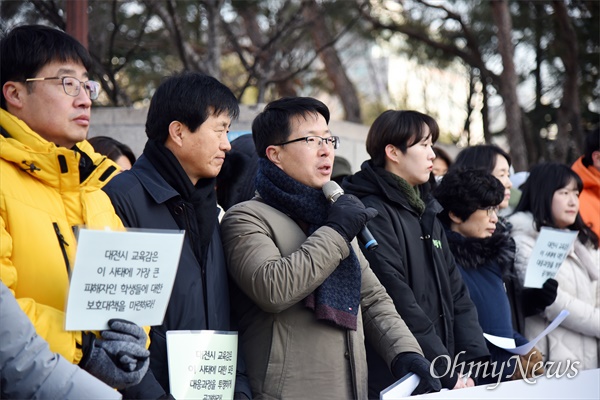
(103, 72, 251, 398)
(343, 110, 490, 397)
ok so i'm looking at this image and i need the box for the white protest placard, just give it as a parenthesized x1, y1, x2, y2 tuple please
(167, 330, 238, 400)
(64, 228, 184, 331)
(380, 373, 421, 400)
(483, 310, 570, 355)
(523, 227, 578, 288)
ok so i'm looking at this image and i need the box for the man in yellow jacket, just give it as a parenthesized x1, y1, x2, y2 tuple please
(1, 25, 164, 398)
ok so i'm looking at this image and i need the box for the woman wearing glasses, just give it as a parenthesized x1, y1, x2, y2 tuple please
(508, 163, 599, 371)
(450, 145, 558, 344)
(434, 168, 543, 383)
(343, 110, 489, 396)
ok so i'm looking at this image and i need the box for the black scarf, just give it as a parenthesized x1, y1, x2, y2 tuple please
(444, 224, 516, 277)
(144, 139, 218, 260)
(255, 158, 361, 331)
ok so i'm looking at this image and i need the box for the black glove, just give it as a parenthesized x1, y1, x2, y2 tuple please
(522, 278, 558, 317)
(391, 352, 442, 395)
(79, 319, 150, 389)
(326, 194, 378, 242)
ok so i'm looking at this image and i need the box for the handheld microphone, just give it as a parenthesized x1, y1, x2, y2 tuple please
(323, 181, 379, 251)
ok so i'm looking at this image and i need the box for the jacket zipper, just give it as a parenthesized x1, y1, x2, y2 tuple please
(53, 222, 72, 277)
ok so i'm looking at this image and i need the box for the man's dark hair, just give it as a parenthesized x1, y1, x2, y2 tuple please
(582, 128, 599, 167)
(451, 144, 512, 173)
(434, 168, 504, 226)
(252, 97, 330, 158)
(516, 162, 598, 248)
(145, 72, 239, 143)
(365, 110, 439, 168)
(1, 25, 93, 110)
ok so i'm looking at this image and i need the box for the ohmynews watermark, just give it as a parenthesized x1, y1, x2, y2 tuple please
(431, 351, 581, 390)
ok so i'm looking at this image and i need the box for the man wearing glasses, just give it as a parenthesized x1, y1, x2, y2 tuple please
(220, 97, 441, 399)
(0, 25, 167, 398)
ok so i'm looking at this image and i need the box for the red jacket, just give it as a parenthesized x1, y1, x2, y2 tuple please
(572, 156, 600, 238)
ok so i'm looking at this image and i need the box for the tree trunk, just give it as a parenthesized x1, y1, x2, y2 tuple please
(490, 0, 528, 171)
(552, 0, 581, 162)
(205, 0, 223, 79)
(302, 0, 361, 122)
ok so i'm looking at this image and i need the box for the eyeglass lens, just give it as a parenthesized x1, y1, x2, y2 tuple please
(63, 77, 100, 100)
(306, 136, 339, 149)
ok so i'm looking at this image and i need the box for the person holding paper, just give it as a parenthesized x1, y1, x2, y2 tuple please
(103, 72, 252, 398)
(434, 168, 545, 382)
(509, 162, 600, 370)
(451, 144, 559, 336)
(0, 25, 163, 397)
(221, 97, 441, 399)
(342, 110, 489, 395)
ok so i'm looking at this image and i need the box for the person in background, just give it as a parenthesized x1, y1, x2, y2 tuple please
(342, 110, 488, 396)
(571, 129, 600, 238)
(1, 25, 159, 397)
(89, 135, 137, 171)
(432, 146, 452, 179)
(0, 281, 122, 400)
(331, 155, 353, 185)
(103, 72, 252, 398)
(216, 133, 259, 212)
(434, 169, 545, 383)
(508, 171, 530, 211)
(450, 145, 558, 338)
(508, 162, 599, 371)
(221, 97, 440, 399)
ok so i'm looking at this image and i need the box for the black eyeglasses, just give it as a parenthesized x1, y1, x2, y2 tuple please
(25, 76, 100, 100)
(483, 206, 500, 217)
(274, 135, 340, 150)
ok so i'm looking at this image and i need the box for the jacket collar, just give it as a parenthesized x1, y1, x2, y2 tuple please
(129, 154, 180, 204)
(0, 109, 118, 189)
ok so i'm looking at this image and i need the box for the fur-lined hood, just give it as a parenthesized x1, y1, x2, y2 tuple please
(445, 221, 515, 272)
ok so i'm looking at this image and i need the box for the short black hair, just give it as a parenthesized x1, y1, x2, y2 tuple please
(145, 72, 239, 143)
(582, 128, 599, 167)
(433, 146, 453, 168)
(365, 110, 439, 168)
(434, 168, 504, 226)
(216, 134, 259, 211)
(516, 162, 598, 248)
(451, 144, 512, 173)
(252, 97, 330, 158)
(1, 25, 93, 110)
(88, 136, 136, 166)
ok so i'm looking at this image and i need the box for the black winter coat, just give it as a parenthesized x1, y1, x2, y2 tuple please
(343, 161, 489, 395)
(103, 155, 251, 397)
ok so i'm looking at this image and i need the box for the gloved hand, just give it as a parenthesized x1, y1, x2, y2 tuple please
(511, 346, 545, 380)
(522, 278, 558, 317)
(391, 352, 442, 395)
(326, 194, 378, 242)
(79, 319, 150, 389)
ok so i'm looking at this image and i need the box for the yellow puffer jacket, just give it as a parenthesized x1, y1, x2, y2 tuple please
(0, 109, 146, 364)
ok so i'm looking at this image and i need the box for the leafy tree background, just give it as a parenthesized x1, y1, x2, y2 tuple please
(1, 0, 597, 168)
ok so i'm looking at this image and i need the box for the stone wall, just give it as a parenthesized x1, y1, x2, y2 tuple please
(89, 106, 371, 172)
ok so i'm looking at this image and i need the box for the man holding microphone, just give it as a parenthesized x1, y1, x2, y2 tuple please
(220, 97, 441, 399)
